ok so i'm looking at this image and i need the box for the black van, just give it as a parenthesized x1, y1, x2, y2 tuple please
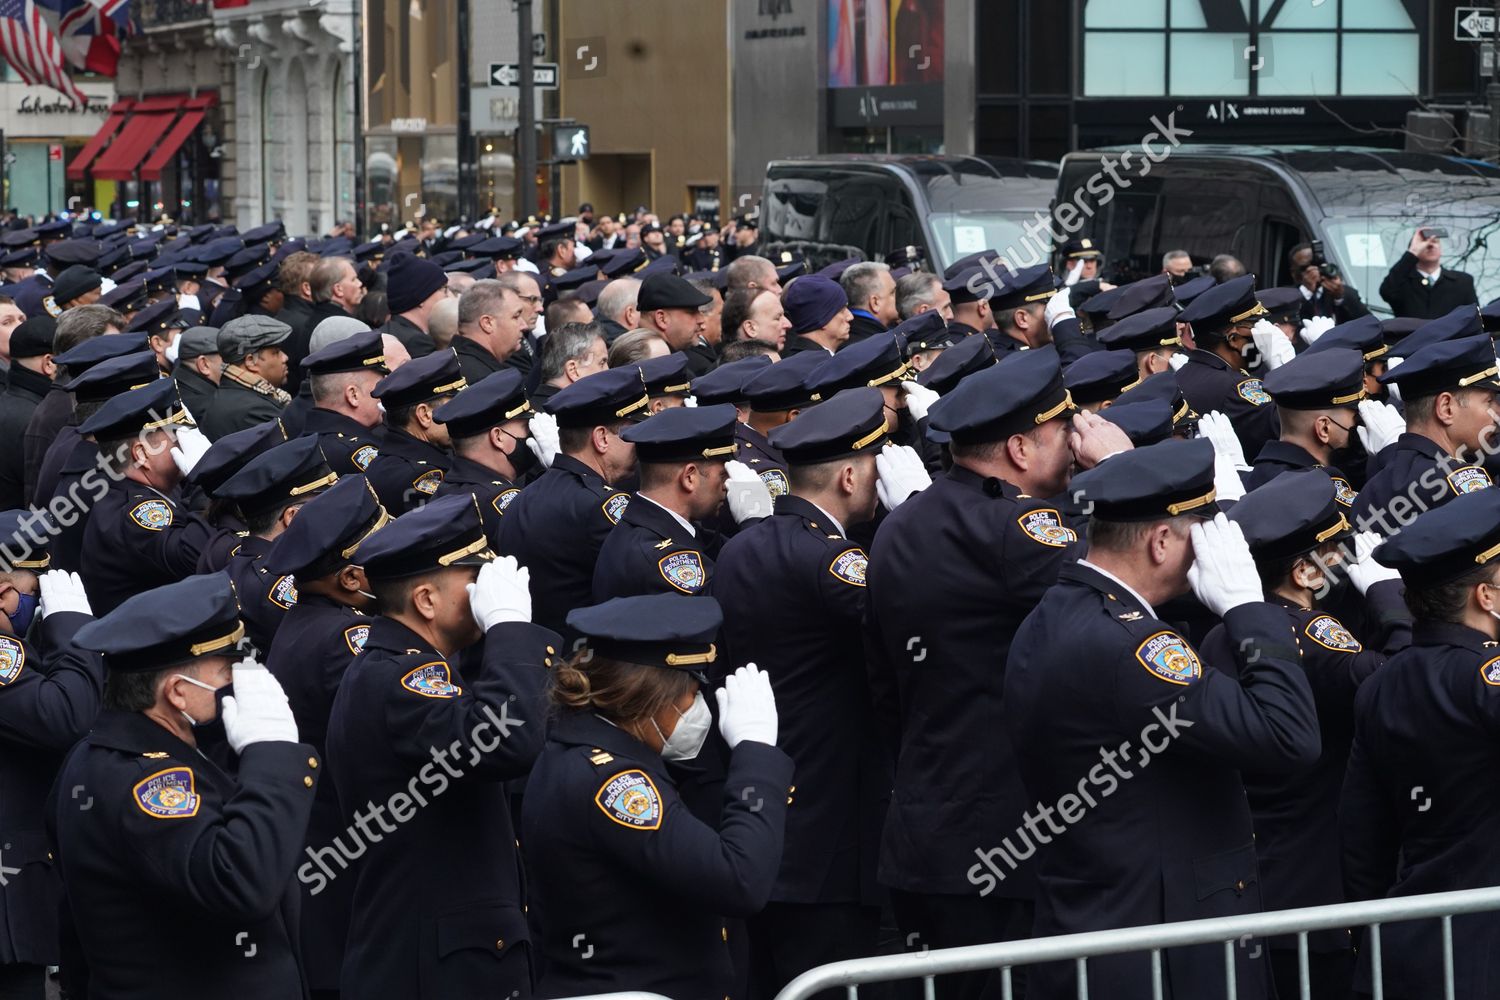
(1052, 146, 1500, 313)
(760, 155, 1056, 273)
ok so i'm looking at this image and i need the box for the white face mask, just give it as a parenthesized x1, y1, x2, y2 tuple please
(654, 690, 711, 761)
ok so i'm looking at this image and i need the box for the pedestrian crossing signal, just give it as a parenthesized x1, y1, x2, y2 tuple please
(554, 125, 590, 162)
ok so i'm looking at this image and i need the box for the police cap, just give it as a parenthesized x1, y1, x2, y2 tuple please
(928, 345, 1073, 445)
(893, 311, 957, 354)
(690, 355, 773, 407)
(0, 510, 49, 570)
(432, 369, 532, 438)
(1106, 274, 1176, 321)
(1374, 488, 1500, 586)
(743, 350, 826, 412)
(125, 297, 184, 338)
(770, 386, 887, 464)
(1096, 305, 1181, 353)
(263, 475, 390, 579)
(1256, 286, 1305, 324)
(987, 264, 1057, 313)
(1064, 349, 1141, 405)
(215, 436, 336, 517)
(1261, 347, 1366, 411)
(805, 333, 909, 397)
(636, 352, 694, 398)
(74, 573, 244, 673)
(1229, 468, 1351, 563)
(353, 492, 495, 579)
(619, 403, 739, 464)
(1304, 314, 1387, 362)
(64, 351, 160, 403)
(1379, 333, 1500, 400)
(1061, 237, 1102, 260)
(301, 329, 389, 376)
(1100, 398, 1174, 446)
(545, 365, 650, 428)
(372, 348, 466, 409)
(77, 375, 186, 441)
(1069, 438, 1218, 522)
(1387, 305, 1483, 360)
(187, 418, 288, 495)
(916, 332, 996, 397)
(1177, 274, 1266, 333)
(566, 594, 722, 673)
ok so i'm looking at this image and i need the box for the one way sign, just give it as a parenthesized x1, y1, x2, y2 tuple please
(489, 62, 559, 88)
(1456, 7, 1497, 41)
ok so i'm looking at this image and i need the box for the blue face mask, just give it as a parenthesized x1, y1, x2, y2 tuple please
(6, 592, 37, 636)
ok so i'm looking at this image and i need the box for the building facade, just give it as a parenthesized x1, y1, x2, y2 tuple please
(0, 73, 116, 219)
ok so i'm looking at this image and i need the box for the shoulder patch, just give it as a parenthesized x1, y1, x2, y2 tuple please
(1134, 630, 1202, 686)
(351, 445, 378, 471)
(412, 468, 444, 496)
(594, 769, 663, 830)
(828, 547, 868, 587)
(0, 636, 23, 685)
(758, 468, 789, 498)
(1447, 466, 1492, 496)
(1304, 614, 1362, 653)
(1329, 476, 1357, 508)
(343, 624, 370, 655)
(400, 661, 463, 698)
(602, 492, 630, 524)
(268, 575, 298, 610)
(493, 488, 521, 514)
(658, 550, 707, 593)
(129, 499, 174, 530)
(133, 767, 200, 819)
(1017, 508, 1078, 548)
(1482, 655, 1500, 688)
(1236, 379, 1271, 406)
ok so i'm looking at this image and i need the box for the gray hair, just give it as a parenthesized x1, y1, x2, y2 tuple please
(311, 256, 356, 303)
(596, 278, 641, 325)
(309, 315, 372, 353)
(1161, 249, 1191, 269)
(539, 321, 606, 383)
(840, 261, 890, 308)
(895, 271, 942, 320)
(457, 279, 513, 328)
(725, 255, 775, 291)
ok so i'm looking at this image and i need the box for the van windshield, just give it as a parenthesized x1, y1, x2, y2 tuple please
(927, 212, 1037, 271)
(1322, 214, 1500, 315)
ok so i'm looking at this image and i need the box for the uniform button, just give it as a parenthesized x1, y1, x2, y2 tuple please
(308, 757, 319, 768)
(546, 645, 556, 655)
(789, 785, 796, 792)
(544, 658, 553, 667)
(786, 796, 794, 804)
(1235, 879, 1246, 891)
(303, 776, 314, 788)
(495, 939, 505, 950)
(722, 926, 728, 942)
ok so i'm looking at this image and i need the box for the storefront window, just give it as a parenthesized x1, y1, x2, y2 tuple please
(478, 136, 516, 219)
(363, 134, 459, 233)
(365, 0, 458, 129)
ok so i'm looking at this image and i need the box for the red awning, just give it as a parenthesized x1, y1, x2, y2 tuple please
(91, 94, 188, 181)
(139, 94, 217, 181)
(66, 98, 133, 181)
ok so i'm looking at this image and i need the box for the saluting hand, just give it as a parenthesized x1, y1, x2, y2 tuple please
(1069, 410, 1132, 469)
(715, 663, 778, 749)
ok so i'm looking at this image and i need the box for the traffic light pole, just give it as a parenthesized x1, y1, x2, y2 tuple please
(517, 0, 537, 219)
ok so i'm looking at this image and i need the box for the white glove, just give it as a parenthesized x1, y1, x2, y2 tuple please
(682, 394, 698, 408)
(1168, 352, 1190, 371)
(875, 443, 932, 510)
(1064, 259, 1085, 287)
(177, 292, 201, 313)
(38, 570, 91, 618)
(465, 556, 532, 630)
(170, 424, 212, 476)
(1044, 288, 1076, 329)
(901, 380, 939, 423)
(725, 459, 775, 524)
(1199, 411, 1250, 471)
(1384, 356, 1402, 405)
(221, 659, 299, 753)
(164, 332, 182, 366)
(1346, 530, 1401, 596)
(1250, 319, 1296, 371)
(526, 411, 560, 470)
(1187, 514, 1263, 618)
(1300, 315, 1337, 346)
(714, 662, 778, 749)
(1356, 399, 1405, 455)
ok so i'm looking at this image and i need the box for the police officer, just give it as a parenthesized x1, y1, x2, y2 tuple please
(1004, 439, 1320, 1000)
(1097, 305, 1183, 384)
(984, 264, 1098, 366)
(0, 519, 100, 999)
(1302, 313, 1394, 404)
(52, 573, 317, 999)
(496, 365, 648, 641)
(1352, 333, 1498, 535)
(214, 437, 337, 652)
(186, 418, 290, 574)
(326, 494, 556, 1000)
(593, 404, 755, 601)
(713, 387, 892, 994)
(1176, 274, 1280, 458)
(1200, 469, 1408, 999)
(261, 474, 387, 1000)
(737, 353, 830, 495)
(1246, 346, 1368, 500)
(201, 315, 294, 442)
(76, 378, 222, 615)
(365, 348, 466, 515)
(522, 594, 790, 1000)
(431, 369, 538, 541)
(1342, 488, 1500, 999)
(864, 347, 1131, 1000)
(1063, 348, 1142, 414)
(298, 328, 389, 475)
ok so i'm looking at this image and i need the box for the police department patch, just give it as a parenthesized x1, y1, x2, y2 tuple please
(594, 769, 663, 830)
(1482, 655, 1500, 688)
(351, 445, 378, 471)
(0, 636, 23, 686)
(658, 550, 707, 594)
(400, 661, 463, 698)
(1236, 379, 1271, 406)
(829, 548, 868, 587)
(1305, 614, 1362, 653)
(1017, 508, 1078, 548)
(343, 624, 369, 655)
(133, 767, 200, 819)
(1330, 476, 1357, 507)
(1134, 631, 1202, 685)
(129, 499, 173, 531)
(1447, 466, 1492, 495)
(759, 468, 789, 497)
(602, 492, 630, 524)
(269, 575, 298, 610)
(493, 488, 521, 514)
(412, 469, 444, 495)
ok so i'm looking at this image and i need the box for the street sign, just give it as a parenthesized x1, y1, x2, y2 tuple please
(489, 62, 559, 88)
(553, 125, 590, 161)
(1456, 7, 1496, 41)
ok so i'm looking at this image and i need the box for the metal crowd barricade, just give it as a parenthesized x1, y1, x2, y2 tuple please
(774, 886, 1500, 1000)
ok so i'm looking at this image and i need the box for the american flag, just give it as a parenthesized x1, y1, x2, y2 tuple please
(0, 0, 88, 104)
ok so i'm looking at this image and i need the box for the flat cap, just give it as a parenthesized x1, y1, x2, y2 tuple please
(175, 326, 222, 362)
(638, 273, 711, 313)
(216, 314, 291, 361)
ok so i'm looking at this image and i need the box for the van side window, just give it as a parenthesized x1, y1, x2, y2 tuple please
(821, 171, 890, 254)
(1155, 176, 1251, 271)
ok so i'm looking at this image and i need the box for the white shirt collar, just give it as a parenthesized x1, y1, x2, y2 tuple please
(1298, 284, 1314, 301)
(806, 500, 846, 539)
(639, 493, 695, 537)
(1418, 264, 1442, 282)
(1078, 559, 1156, 619)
